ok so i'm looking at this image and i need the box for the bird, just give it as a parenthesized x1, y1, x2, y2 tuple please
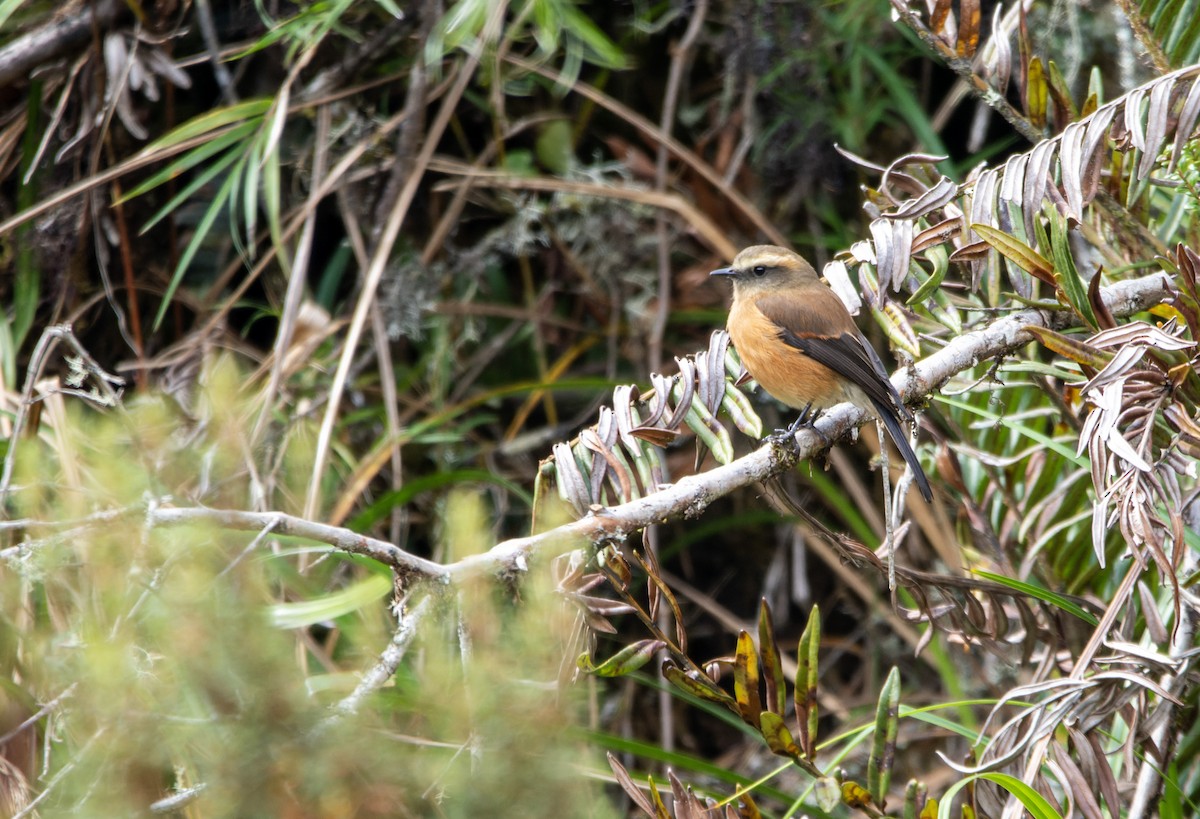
(710, 244, 933, 502)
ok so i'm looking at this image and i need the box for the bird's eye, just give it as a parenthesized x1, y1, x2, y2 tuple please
(753, 266, 767, 276)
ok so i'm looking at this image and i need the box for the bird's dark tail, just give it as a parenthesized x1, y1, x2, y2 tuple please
(870, 399, 933, 503)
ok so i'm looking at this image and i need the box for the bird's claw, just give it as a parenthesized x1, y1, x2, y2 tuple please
(765, 403, 831, 452)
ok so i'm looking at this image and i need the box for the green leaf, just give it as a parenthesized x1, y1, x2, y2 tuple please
(909, 243, 950, 304)
(578, 639, 665, 677)
(971, 223, 1055, 285)
(561, 3, 627, 68)
(535, 119, 574, 175)
(759, 711, 802, 759)
(662, 661, 737, 709)
(138, 144, 244, 234)
(139, 98, 272, 155)
(1027, 56, 1048, 129)
(0, 0, 27, 32)
(1046, 205, 1097, 329)
(758, 599, 786, 716)
(1023, 325, 1110, 370)
(795, 604, 821, 757)
(867, 666, 901, 808)
(268, 572, 392, 628)
(684, 397, 733, 465)
(118, 121, 258, 204)
(935, 394, 1087, 466)
(1046, 60, 1078, 122)
(980, 773, 1061, 819)
(971, 570, 1099, 625)
(153, 155, 245, 330)
(937, 772, 1065, 819)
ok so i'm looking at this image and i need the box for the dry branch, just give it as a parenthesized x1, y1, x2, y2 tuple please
(51, 271, 1169, 585)
(0, 0, 125, 89)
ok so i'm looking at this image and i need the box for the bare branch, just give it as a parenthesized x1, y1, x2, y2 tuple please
(0, 0, 124, 89)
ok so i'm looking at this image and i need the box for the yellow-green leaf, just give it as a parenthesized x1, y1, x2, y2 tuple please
(733, 630, 762, 729)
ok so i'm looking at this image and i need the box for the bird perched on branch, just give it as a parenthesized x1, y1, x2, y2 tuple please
(710, 245, 932, 502)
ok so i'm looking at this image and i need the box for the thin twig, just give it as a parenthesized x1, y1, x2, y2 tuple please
(0, 325, 125, 507)
(504, 54, 786, 247)
(1111, 0, 1173, 75)
(330, 595, 433, 718)
(193, 0, 237, 104)
(7, 274, 1173, 584)
(425, 160, 737, 258)
(649, 0, 708, 374)
(887, 0, 1042, 144)
(303, 2, 509, 520)
(0, 0, 124, 87)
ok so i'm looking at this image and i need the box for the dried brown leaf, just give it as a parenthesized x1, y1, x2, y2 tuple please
(989, 5, 1012, 93)
(553, 441, 590, 514)
(931, 0, 953, 41)
(643, 373, 672, 427)
(956, 0, 981, 57)
(970, 167, 999, 236)
(911, 217, 963, 254)
(607, 753, 660, 817)
(667, 358, 695, 429)
(871, 219, 897, 292)
(1060, 121, 1087, 221)
(613, 384, 641, 449)
(1138, 77, 1173, 181)
(630, 427, 679, 447)
(1170, 78, 1200, 172)
(1049, 742, 1103, 819)
(888, 176, 959, 220)
(1020, 139, 1056, 246)
(948, 240, 991, 263)
(1088, 268, 1116, 330)
(999, 152, 1028, 209)
(1123, 86, 1149, 161)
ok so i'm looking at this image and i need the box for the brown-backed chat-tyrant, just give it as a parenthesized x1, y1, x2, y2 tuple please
(711, 245, 932, 502)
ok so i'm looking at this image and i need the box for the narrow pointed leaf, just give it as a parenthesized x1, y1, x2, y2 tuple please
(1023, 326, 1110, 370)
(971, 570, 1098, 625)
(662, 661, 737, 709)
(578, 639, 665, 677)
(795, 604, 820, 757)
(607, 753, 659, 816)
(153, 159, 243, 330)
(867, 666, 901, 809)
(140, 98, 272, 153)
(976, 772, 1064, 819)
(758, 599, 786, 715)
(842, 781, 872, 809)
(759, 711, 802, 759)
(1046, 60, 1078, 124)
(971, 223, 1055, 285)
(1047, 206, 1097, 328)
(733, 630, 762, 729)
(1026, 57, 1047, 128)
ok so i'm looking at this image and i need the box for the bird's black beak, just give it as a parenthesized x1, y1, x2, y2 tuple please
(709, 266, 737, 277)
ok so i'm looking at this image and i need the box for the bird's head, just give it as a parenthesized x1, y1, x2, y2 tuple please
(709, 245, 819, 295)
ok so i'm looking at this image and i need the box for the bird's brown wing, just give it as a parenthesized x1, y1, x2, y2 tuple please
(754, 291, 909, 418)
(756, 290, 932, 501)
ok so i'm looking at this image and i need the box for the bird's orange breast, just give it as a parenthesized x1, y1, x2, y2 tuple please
(727, 297, 858, 410)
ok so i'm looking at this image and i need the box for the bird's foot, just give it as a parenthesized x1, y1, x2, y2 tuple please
(765, 404, 831, 451)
